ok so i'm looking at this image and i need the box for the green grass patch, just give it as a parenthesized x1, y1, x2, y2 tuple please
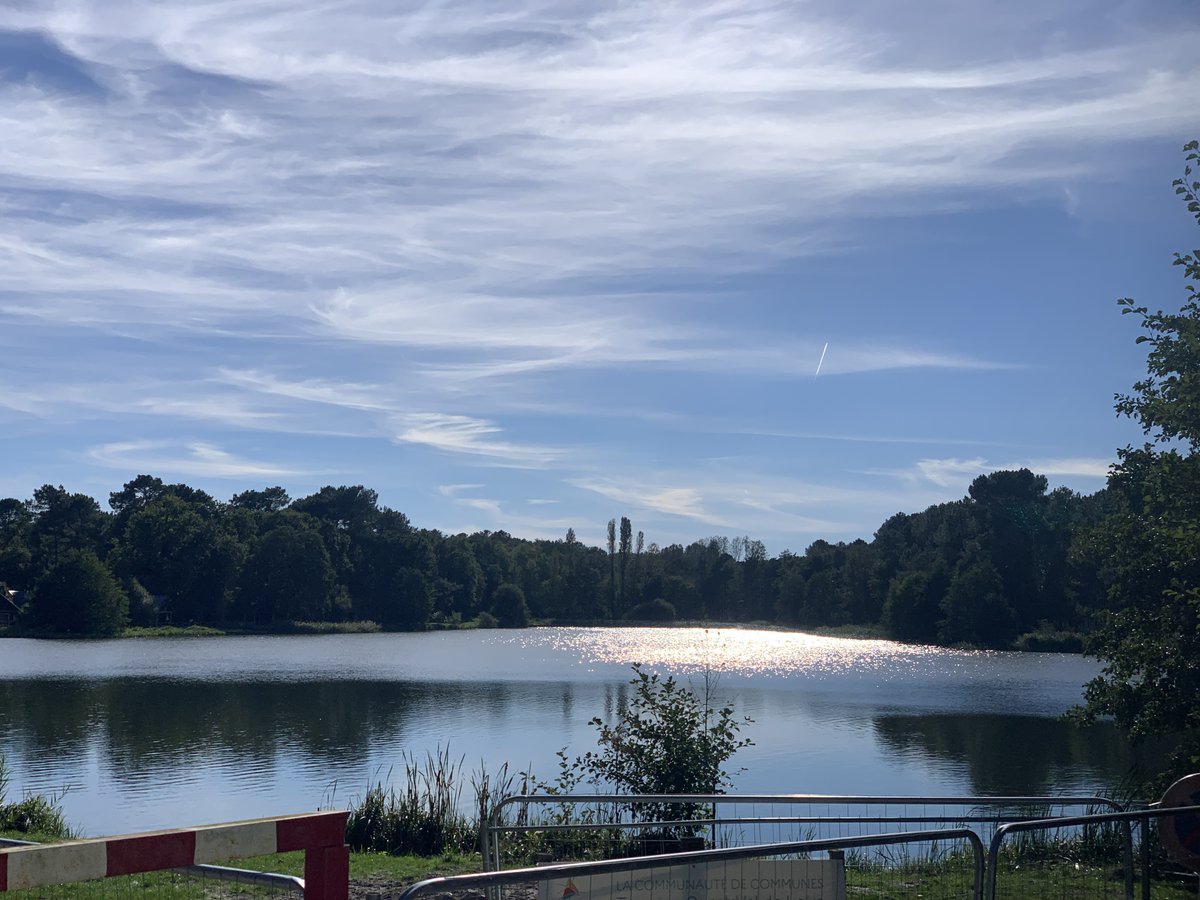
(226, 848, 478, 881)
(0, 848, 479, 900)
(122, 625, 226, 638)
(807, 623, 890, 640)
(288, 620, 382, 635)
(1012, 623, 1085, 653)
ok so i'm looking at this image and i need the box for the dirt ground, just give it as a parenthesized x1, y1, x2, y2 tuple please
(347, 877, 539, 900)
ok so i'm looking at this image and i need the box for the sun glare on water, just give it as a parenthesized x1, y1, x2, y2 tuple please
(537, 626, 959, 680)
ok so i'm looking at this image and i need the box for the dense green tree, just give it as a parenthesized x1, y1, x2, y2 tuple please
(0, 498, 33, 589)
(29, 550, 128, 636)
(237, 521, 336, 623)
(109, 494, 242, 624)
(291, 485, 379, 532)
(1077, 143, 1200, 783)
(28, 485, 106, 572)
(773, 552, 808, 624)
(938, 554, 1015, 647)
(384, 567, 433, 630)
(492, 582, 530, 627)
(967, 469, 1054, 633)
(883, 569, 943, 643)
(354, 527, 434, 624)
(108, 475, 216, 540)
(229, 486, 291, 512)
(436, 536, 484, 619)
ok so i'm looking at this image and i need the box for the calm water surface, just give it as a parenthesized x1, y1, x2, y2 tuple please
(0, 627, 1135, 836)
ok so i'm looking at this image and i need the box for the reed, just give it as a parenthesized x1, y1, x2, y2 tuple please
(346, 748, 477, 856)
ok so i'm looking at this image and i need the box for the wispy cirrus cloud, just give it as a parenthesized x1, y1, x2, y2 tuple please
(88, 440, 304, 479)
(573, 479, 715, 522)
(216, 369, 399, 413)
(569, 472, 917, 536)
(878, 455, 1114, 489)
(1, 0, 1193, 358)
(394, 413, 562, 467)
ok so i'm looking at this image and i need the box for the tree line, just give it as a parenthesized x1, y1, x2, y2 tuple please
(0, 468, 1114, 647)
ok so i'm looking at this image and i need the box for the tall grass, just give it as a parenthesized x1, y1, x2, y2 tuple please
(346, 748, 479, 856)
(0, 753, 74, 840)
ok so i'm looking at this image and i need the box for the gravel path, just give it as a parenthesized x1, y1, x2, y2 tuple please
(348, 878, 538, 900)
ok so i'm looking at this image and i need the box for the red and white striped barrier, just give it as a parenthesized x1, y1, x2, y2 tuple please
(0, 811, 349, 900)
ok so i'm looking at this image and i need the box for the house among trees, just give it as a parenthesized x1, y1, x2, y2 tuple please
(150, 594, 173, 626)
(1, 588, 24, 627)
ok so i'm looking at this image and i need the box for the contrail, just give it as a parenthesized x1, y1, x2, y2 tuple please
(815, 341, 829, 377)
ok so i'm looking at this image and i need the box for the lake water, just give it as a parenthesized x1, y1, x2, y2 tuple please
(0, 627, 1139, 837)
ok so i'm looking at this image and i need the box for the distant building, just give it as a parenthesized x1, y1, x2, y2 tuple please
(150, 594, 173, 626)
(1, 589, 24, 626)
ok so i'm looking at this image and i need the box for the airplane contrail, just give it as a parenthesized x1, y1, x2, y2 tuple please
(815, 341, 829, 377)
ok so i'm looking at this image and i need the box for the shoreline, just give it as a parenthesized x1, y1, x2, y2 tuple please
(0, 618, 1084, 653)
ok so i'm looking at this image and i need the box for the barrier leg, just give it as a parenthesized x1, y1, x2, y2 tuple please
(305, 844, 350, 900)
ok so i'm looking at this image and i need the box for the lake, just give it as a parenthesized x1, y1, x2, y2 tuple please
(0, 627, 1141, 837)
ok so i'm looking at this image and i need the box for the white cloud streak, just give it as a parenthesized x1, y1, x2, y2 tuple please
(881, 455, 1114, 488)
(88, 440, 304, 479)
(394, 413, 562, 466)
(1, 0, 1192, 371)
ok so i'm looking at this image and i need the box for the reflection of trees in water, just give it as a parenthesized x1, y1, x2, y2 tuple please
(873, 714, 1146, 795)
(1, 679, 519, 784)
(0, 680, 101, 759)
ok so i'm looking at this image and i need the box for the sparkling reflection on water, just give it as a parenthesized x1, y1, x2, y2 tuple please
(0, 628, 1132, 836)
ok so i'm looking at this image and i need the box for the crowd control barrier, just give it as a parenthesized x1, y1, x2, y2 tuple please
(0, 810, 349, 900)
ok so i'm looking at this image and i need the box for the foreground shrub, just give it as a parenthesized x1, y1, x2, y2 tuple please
(540, 663, 753, 839)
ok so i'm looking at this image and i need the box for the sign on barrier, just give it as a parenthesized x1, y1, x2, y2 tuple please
(1160, 774, 1200, 872)
(538, 859, 846, 900)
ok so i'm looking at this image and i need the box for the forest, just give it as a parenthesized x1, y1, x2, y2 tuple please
(0, 467, 1114, 649)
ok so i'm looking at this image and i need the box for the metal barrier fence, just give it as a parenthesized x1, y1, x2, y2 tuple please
(986, 804, 1200, 900)
(403, 829, 987, 900)
(0, 812, 347, 900)
(0, 836, 303, 894)
(484, 793, 1124, 871)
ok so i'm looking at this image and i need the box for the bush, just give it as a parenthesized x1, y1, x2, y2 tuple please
(550, 664, 753, 837)
(0, 794, 72, 838)
(623, 598, 677, 622)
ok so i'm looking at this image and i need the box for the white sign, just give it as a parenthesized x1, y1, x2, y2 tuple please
(539, 859, 846, 900)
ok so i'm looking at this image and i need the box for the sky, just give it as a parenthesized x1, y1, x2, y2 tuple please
(1, 0, 1197, 554)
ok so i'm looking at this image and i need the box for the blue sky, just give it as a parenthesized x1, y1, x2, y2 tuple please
(1, 0, 1197, 554)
